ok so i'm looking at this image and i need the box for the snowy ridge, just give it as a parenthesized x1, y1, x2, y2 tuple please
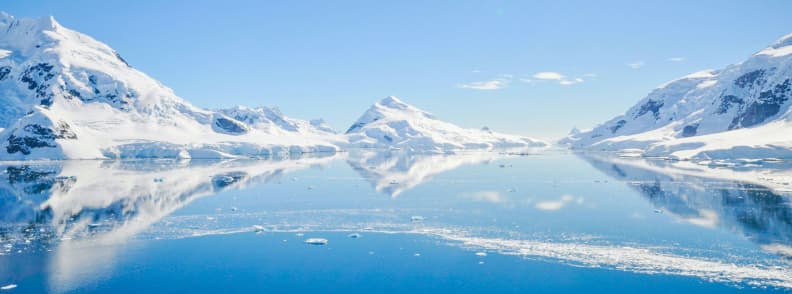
(0, 13, 539, 160)
(346, 96, 546, 151)
(564, 32, 792, 160)
(0, 13, 342, 159)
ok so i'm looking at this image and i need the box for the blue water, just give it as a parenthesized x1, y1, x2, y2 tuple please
(0, 150, 790, 293)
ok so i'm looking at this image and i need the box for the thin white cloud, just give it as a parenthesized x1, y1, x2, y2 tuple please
(583, 73, 598, 78)
(559, 78, 584, 86)
(531, 72, 586, 86)
(667, 57, 686, 62)
(532, 72, 564, 80)
(627, 61, 645, 69)
(471, 69, 481, 73)
(458, 78, 510, 90)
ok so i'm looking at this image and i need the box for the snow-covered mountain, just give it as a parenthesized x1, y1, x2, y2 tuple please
(564, 32, 792, 160)
(0, 13, 545, 160)
(346, 96, 546, 151)
(0, 13, 340, 160)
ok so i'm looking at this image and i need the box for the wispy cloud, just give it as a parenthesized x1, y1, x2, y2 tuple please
(458, 73, 513, 90)
(530, 71, 586, 86)
(458, 78, 510, 90)
(627, 61, 645, 69)
(559, 78, 584, 86)
(667, 57, 686, 62)
(532, 71, 564, 80)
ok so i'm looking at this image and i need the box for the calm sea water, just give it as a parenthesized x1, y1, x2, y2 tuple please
(0, 150, 790, 293)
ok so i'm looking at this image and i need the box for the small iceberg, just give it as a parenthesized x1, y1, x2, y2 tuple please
(304, 238, 328, 245)
(252, 225, 264, 232)
(475, 252, 487, 257)
(410, 216, 425, 222)
(347, 233, 361, 238)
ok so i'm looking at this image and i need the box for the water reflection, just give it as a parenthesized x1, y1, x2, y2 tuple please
(0, 155, 339, 292)
(579, 153, 792, 259)
(0, 151, 791, 291)
(347, 150, 503, 197)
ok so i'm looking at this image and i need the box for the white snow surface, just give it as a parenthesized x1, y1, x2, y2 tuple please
(0, 13, 540, 159)
(0, 13, 346, 159)
(563, 32, 792, 160)
(346, 96, 546, 151)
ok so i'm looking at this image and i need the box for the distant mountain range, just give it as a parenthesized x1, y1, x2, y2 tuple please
(564, 32, 792, 160)
(0, 13, 545, 160)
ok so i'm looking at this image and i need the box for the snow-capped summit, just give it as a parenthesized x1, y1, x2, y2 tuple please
(564, 32, 792, 160)
(346, 96, 546, 151)
(0, 13, 339, 159)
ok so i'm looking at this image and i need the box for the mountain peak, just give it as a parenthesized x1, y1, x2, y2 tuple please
(0, 12, 61, 34)
(346, 96, 546, 150)
(755, 32, 792, 57)
(772, 32, 792, 48)
(377, 96, 408, 109)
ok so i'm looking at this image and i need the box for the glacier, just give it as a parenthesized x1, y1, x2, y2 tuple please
(564, 32, 792, 160)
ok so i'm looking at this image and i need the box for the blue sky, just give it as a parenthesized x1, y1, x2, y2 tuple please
(6, 1, 792, 138)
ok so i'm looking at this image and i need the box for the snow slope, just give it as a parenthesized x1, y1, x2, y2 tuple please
(564, 32, 792, 160)
(346, 96, 547, 151)
(0, 13, 340, 159)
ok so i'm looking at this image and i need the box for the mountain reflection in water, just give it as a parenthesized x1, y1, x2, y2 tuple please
(0, 151, 791, 291)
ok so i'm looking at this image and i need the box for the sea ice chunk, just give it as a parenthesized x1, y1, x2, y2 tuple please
(304, 238, 328, 245)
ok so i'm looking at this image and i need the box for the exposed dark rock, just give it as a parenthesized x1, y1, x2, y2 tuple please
(5, 122, 77, 155)
(609, 120, 626, 134)
(0, 66, 11, 81)
(114, 51, 130, 67)
(19, 63, 55, 106)
(734, 69, 768, 88)
(717, 95, 744, 114)
(730, 79, 791, 129)
(681, 123, 699, 137)
(636, 100, 664, 119)
(214, 117, 248, 134)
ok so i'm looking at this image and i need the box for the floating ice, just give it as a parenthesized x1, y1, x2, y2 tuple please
(252, 225, 264, 232)
(410, 216, 425, 222)
(475, 252, 487, 257)
(304, 238, 328, 245)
